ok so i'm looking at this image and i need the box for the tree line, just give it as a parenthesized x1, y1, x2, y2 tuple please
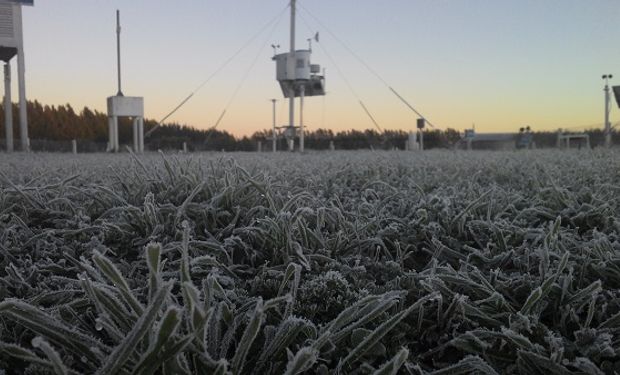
(0, 101, 616, 151)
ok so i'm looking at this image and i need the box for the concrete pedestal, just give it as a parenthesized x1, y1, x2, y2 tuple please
(107, 95, 144, 152)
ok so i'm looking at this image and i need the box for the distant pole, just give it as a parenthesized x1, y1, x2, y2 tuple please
(603, 74, 613, 148)
(116, 10, 123, 96)
(72, 139, 77, 154)
(288, 0, 296, 152)
(271, 99, 277, 152)
(4, 63, 12, 152)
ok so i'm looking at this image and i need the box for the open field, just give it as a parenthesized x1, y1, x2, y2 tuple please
(1, 150, 620, 374)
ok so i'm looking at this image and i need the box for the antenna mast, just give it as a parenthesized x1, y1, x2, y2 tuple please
(116, 9, 123, 96)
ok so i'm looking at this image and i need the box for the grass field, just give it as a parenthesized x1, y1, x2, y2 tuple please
(1, 150, 620, 374)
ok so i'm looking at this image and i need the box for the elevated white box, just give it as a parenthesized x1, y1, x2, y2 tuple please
(107, 96, 144, 117)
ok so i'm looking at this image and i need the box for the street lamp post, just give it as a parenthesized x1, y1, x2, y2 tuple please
(603, 74, 613, 148)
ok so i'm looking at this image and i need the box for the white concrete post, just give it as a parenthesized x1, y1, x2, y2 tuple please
(72, 139, 77, 154)
(300, 85, 305, 153)
(138, 117, 144, 152)
(288, 138, 294, 151)
(271, 99, 277, 152)
(132, 117, 138, 152)
(107, 117, 114, 151)
(288, 87, 295, 152)
(419, 129, 424, 151)
(4, 63, 12, 152)
(112, 116, 119, 152)
(329, 140, 335, 151)
(183, 142, 187, 153)
(605, 81, 612, 148)
(257, 140, 262, 152)
(15, 6, 28, 152)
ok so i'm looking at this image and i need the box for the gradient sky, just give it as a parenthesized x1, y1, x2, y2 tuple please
(14, 0, 620, 137)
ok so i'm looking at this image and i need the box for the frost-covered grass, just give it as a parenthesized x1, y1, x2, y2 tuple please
(1, 150, 620, 374)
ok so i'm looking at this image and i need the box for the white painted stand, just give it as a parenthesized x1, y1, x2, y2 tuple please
(107, 95, 144, 152)
(0, 1, 31, 152)
(407, 131, 420, 151)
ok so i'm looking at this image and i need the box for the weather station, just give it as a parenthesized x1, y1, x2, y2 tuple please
(106, 10, 144, 153)
(272, 0, 325, 152)
(0, 0, 32, 152)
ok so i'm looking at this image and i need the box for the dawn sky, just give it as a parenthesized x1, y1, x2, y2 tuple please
(16, 0, 620, 137)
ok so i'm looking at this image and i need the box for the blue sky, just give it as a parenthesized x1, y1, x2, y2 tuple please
(16, 0, 620, 136)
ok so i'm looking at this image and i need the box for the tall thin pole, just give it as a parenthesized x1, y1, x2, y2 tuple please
(288, 0, 296, 151)
(116, 10, 123, 96)
(4, 63, 13, 152)
(290, 0, 296, 55)
(271, 99, 277, 152)
(603, 74, 613, 148)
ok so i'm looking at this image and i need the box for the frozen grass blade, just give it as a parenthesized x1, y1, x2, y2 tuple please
(92, 250, 144, 315)
(97, 281, 173, 375)
(31, 336, 69, 375)
(372, 347, 409, 375)
(283, 346, 319, 375)
(430, 355, 498, 374)
(341, 292, 438, 368)
(0, 342, 52, 367)
(0, 299, 102, 364)
(133, 306, 185, 375)
(231, 298, 265, 374)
